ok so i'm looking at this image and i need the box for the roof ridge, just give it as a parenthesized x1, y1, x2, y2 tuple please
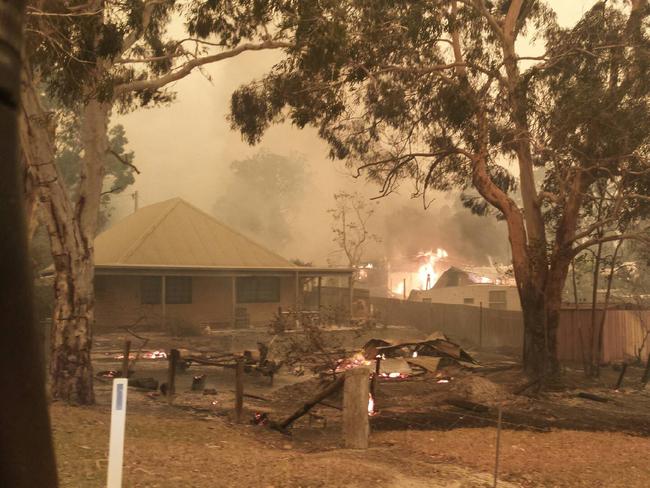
(179, 199, 297, 268)
(118, 198, 182, 263)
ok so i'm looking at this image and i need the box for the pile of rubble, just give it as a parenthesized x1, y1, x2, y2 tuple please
(358, 332, 480, 378)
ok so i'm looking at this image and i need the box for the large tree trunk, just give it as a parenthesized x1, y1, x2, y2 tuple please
(519, 277, 564, 380)
(49, 100, 109, 404)
(20, 67, 109, 404)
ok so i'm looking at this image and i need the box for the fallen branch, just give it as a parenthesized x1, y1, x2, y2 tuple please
(577, 392, 609, 403)
(277, 376, 346, 430)
(446, 398, 490, 413)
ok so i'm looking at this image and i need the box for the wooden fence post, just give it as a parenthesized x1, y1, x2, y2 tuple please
(479, 302, 483, 348)
(614, 362, 628, 390)
(121, 340, 131, 378)
(167, 349, 179, 404)
(370, 357, 381, 404)
(343, 367, 370, 449)
(235, 356, 244, 422)
(493, 406, 503, 488)
(642, 352, 650, 386)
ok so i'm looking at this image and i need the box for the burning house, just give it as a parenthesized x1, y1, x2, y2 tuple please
(93, 198, 353, 330)
(409, 266, 520, 311)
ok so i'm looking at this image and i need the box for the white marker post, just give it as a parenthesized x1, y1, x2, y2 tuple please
(107, 378, 128, 488)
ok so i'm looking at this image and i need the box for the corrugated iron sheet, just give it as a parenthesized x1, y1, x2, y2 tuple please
(95, 198, 297, 269)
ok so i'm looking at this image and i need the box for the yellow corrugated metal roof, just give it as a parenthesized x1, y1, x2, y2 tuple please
(95, 198, 297, 269)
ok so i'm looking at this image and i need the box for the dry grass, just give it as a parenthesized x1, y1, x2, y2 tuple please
(51, 398, 650, 488)
(374, 428, 650, 487)
(51, 403, 499, 488)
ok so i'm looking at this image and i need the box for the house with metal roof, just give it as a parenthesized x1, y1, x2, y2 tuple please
(408, 266, 521, 311)
(94, 198, 353, 331)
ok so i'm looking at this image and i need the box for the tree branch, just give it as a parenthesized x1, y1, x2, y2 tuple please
(107, 149, 140, 174)
(467, 0, 503, 40)
(572, 229, 650, 257)
(503, 0, 524, 40)
(113, 40, 292, 96)
(120, 0, 166, 57)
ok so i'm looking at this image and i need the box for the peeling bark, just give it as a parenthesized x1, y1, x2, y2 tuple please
(20, 67, 109, 404)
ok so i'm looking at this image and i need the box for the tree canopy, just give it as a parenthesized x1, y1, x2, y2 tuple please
(228, 0, 650, 378)
(214, 150, 309, 250)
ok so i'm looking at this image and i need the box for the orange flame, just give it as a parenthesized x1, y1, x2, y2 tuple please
(417, 248, 448, 290)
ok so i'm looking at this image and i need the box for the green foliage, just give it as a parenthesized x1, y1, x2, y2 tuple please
(27, 0, 176, 107)
(56, 116, 136, 231)
(229, 0, 545, 202)
(229, 1, 649, 246)
(213, 150, 310, 249)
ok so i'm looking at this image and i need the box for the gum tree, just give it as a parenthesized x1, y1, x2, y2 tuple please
(22, 0, 291, 403)
(228, 0, 650, 381)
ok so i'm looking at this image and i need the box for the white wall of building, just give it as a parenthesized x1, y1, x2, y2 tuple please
(410, 284, 521, 311)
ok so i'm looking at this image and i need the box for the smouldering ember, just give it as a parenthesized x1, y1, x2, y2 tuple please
(367, 394, 376, 416)
(142, 350, 167, 359)
(114, 350, 167, 360)
(379, 372, 409, 379)
(333, 353, 372, 373)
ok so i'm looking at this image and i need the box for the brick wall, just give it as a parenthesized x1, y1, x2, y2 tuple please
(95, 274, 298, 330)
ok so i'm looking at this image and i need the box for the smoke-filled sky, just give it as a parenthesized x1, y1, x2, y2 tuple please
(111, 1, 598, 266)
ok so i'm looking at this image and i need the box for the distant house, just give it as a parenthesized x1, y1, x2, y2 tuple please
(94, 198, 352, 330)
(409, 266, 521, 311)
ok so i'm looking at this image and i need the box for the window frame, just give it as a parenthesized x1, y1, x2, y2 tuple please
(165, 276, 192, 304)
(488, 290, 507, 310)
(141, 276, 162, 305)
(236, 276, 281, 304)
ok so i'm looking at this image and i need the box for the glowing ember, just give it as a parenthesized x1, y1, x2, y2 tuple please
(333, 353, 371, 374)
(412, 351, 418, 358)
(379, 372, 409, 379)
(142, 350, 167, 359)
(368, 394, 376, 416)
(437, 379, 450, 384)
(114, 353, 137, 360)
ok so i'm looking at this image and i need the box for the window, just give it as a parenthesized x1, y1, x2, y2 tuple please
(236, 277, 281, 303)
(463, 297, 475, 305)
(141, 277, 161, 304)
(165, 277, 192, 304)
(140, 276, 192, 304)
(488, 290, 507, 310)
(95, 276, 108, 298)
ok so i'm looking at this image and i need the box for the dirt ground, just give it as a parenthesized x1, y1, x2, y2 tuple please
(51, 330, 650, 487)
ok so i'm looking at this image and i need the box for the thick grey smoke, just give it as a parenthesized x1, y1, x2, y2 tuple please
(381, 195, 510, 266)
(108, 2, 593, 265)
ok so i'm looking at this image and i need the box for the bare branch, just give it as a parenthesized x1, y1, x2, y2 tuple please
(113, 40, 292, 96)
(100, 185, 125, 196)
(26, 7, 102, 17)
(572, 230, 650, 257)
(120, 0, 167, 57)
(107, 149, 140, 174)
